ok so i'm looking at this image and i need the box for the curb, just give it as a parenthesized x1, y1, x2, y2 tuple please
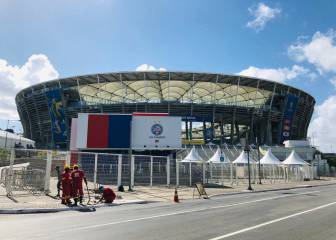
(0, 200, 149, 214)
(208, 182, 336, 198)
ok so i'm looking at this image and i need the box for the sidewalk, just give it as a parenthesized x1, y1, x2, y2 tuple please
(1, 177, 335, 213)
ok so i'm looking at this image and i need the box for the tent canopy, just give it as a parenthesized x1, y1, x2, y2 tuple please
(260, 149, 281, 165)
(207, 148, 231, 163)
(282, 150, 309, 165)
(232, 151, 256, 164)
(181, 147, 203, 162)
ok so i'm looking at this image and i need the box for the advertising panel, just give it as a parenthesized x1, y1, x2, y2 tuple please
(45, 89, 67, 147)
(76, 113, 131, 149)
(281, 94, 299, 143)
(131, 115, 182, 149)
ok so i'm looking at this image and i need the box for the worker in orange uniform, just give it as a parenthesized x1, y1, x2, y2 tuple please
(98, 186, 116, 203)
(61, 165, 72, 205)
(71, 164, 87, 205)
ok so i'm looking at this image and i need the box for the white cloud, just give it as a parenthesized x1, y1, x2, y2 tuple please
(246, 3, 281, 32)
(288, 29, 336, 73)
(0, 54, 58, 120)
(136, 64, 166, 72)
(308, 95, 336, 152)
(238, 65, 308, 83)
(329, 76, 336, 88)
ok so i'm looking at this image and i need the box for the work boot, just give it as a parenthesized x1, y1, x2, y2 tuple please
(79, 196, 83, 204)
(74, 198, 78, 206)
(61, 200, 66, 205)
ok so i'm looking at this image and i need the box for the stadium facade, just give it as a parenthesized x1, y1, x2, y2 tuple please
(15, 72, 315, 149)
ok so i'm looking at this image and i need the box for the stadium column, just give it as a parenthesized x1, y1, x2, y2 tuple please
(203, 121, 207, 143)
(189, 121, 193, 140)
(185, 120, 189, 140)
(220, 120, 224, 145)
(267, 83, 277, 145)
(210, 121, 214, 142)
(235, 124, 240, 143)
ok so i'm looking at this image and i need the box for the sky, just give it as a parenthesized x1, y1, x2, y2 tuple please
(0, 0, 336, 152)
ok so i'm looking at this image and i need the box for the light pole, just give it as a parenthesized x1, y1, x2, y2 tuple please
(256, 137, 262, 184)
(244, 137, 253, 191)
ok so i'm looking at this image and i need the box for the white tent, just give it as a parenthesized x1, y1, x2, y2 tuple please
(259, 149, 282, 183)
(282, 150, 309, 165)
(207, 148, 230, 163)
(260, 149, 281, 165)
(181, 146, 203, 162)
(232, 151, 256, 164)
(207, 148, 232, 185)
(282, 150, 310, 182)
(181, 147, 204, 186)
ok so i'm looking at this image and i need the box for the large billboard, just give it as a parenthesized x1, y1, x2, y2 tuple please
(76, 113, 131, 149)
(45, 89, 67, 147)
(131, 114, 182, 150)
(281, 94, 299, 143)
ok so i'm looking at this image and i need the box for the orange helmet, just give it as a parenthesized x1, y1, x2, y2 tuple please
(64, 165, 70, 170)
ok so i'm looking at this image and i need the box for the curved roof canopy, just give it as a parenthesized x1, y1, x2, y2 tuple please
(259, 149, 281, 165)
(17, 72, 315, 109)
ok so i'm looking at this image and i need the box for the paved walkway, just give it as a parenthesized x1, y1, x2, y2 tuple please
(1, 177, 335, 210)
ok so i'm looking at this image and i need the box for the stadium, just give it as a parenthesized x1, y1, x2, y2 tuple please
(15, 71, 315, 149)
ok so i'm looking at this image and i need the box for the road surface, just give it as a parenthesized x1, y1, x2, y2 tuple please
(1, 184, 336, 240)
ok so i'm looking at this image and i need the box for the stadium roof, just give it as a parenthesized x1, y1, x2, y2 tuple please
(17, 71, 315, 109)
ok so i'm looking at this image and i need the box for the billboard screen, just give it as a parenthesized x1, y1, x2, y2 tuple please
(281, 94, 299, 143)
(131, 115, 182, 149)
(76, 113, 131, 149)
(45, 89, 67, 147)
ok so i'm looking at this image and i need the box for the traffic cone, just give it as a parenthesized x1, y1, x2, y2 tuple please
(174, 188, 179, 203)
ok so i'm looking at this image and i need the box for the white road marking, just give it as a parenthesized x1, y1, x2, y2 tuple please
(208, 200, 336, 240)
(60, 190, 319, 233)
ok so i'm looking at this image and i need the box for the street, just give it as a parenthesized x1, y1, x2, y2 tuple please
(1, 185, 336, 240)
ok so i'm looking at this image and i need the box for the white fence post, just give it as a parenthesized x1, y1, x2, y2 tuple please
(150, 156, 153, 187)
(65, 151, 71, 166)
(94, 153, 98, 189)
(117, 154, 122, 187)
(189, 162, 192, 187)
(167, 156, 170, 186)
(44, 150, 52, 193)
(6, 149, 15, 196)
(131, 156, 135, 187)
(202, 162, 206, 184)
(176, 158, 179, 187)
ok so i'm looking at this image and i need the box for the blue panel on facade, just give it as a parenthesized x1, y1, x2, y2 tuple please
(45, 89, 67, 146)
(108, 115, 132, 148)
(281, 94, 299, 143)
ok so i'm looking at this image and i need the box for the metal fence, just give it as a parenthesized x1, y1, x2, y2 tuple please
(0, 148, 332, 196)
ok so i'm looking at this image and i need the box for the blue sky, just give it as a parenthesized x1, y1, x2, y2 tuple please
(1, 0, 336, 151)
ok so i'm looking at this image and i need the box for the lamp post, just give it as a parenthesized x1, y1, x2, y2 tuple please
(256, 137, 262, 184)
(244, 139, 253, 191)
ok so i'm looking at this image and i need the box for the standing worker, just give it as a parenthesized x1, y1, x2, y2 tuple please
(71, 164, 87, 205)
(55, 166, 62, 197)
(98, 186, 116, 203)
(61, 165, 72, 205)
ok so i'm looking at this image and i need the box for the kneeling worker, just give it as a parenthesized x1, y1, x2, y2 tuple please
(98, 186, 116, 203)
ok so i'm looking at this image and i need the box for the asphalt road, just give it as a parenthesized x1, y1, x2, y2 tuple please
(1, 185, 336, 240)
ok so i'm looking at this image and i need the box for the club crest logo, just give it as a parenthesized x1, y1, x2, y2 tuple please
(151, 124, 163, 136)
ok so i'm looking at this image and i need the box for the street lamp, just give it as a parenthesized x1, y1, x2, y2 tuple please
(256, 137, 262, 184)
(244, 139, 253, 191)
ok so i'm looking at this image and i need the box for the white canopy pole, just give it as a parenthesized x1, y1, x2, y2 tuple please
(189, 162, 192, 187)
